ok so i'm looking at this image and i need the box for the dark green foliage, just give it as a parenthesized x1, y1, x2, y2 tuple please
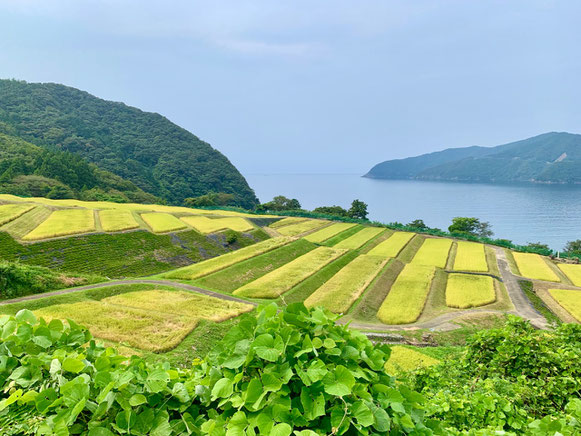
(347, 199, 369, 220)
(564, 239, 581, 255)
(366, 131, 581, 184)
(448, 217, 493, 238)
(257, 195, 302, 212)
(313, 205, 349, 217)
(184, 192, 236, 207)
(0, 229, 268, 278)
(0, 79, 258, 208)
(526, 242, 551, 251)
(407, 219, 428, 230)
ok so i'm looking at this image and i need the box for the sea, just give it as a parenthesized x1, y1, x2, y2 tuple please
(245, 173, 581, 251)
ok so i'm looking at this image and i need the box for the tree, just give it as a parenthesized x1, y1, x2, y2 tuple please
(448, 217, 493, 238)
(564, 240, 581, 255)
(348, 199, 368, 220)
(313, 205, 348, 217)
(258, 195, 302, 211)
(184, 192, 235, 207)
(527, 242, 550, 251)
(407, 219, 428, 229)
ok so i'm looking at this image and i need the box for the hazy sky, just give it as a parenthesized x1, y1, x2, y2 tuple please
(1, 1, 580, 174)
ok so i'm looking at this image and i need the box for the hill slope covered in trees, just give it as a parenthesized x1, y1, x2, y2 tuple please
(365, 132, 581, 184)
(0, 79, 258, 207)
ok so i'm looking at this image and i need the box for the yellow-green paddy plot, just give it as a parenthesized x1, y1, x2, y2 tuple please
(334, 227, 384, 250)
(164, 237, 293, 280)
(141, 212, 187, 233)
(513, 252, 560, 282)
(0, 203, 34, 226)
(35, 289, 252, 352)
(377, 264, 435, 324)
(367, 232, 415, 257)
(269, 217, 307, 229)
(453, 241, 489, 272)
(99, 209, 139, 232)
(446, 273, 496, 309)
(548, 289, 581, 322)
(180, 215, 253, 233)
(275, 219, 328, 237)
(233, 246, 346, 298)
(412, 238, 453, 268)
(23, 208, 96, 241)
(558, 264, 581, 287)
(305, 255, 388, 313)
(304, 222, 356, 243)
(385, 346, 440, 374)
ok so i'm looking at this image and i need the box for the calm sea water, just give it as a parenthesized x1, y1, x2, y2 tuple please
(245, 174, 581, 251)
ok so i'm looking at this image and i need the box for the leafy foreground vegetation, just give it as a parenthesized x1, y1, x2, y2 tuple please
(0, 305, 579, 435)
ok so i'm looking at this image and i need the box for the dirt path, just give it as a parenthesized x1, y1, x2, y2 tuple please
(0, 279, 256, 307)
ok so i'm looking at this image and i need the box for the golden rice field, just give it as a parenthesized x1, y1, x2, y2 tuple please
(233, 246, 346, 298)
(275, 219, 328, 236)
(34, 289, 252, 352)
(557, 264, 581, 287)
(0, 203, 34, 226)
(411, 238, 453, 268)
(180, 215, 253, 233)
(333, 226, 385, 250)
(384, 346, 440, 374)
(512, 252, 560, 282)
(453, 241, 489, 272)
(303, 222, 356, 243)
(377, 264, 435, 324)
(305, 254, 388, 313)
(141, 212, 187, 233)
(548, 289, 581, 322)
(99, 209, 140, 232)
(445, 273, 496, 309)
(23, 208, 96, 241)
(367, 232, 415, 257)
(269, 217, 308, 229)
(163, 236, 292, 280)
(0, 205, 52, 239)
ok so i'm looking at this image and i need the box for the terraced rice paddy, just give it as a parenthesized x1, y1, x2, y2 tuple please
(333, 226, 384, 250)
(446, 273, 496, 309)
(377, 264, 435, 324)
(512, 252, 560, 282)
(164, 237, 292, 280)
(269, 217, 307, 229)
(557, 264, 581, 287)
(181, 216, 253, 233)
(34, 289, 252, 352)
(548, 289, 581, 322)
(367, 232, 415, 257)
(275, 219, 328, 236)
(0, 204, 34, 226)
(411, 238, 453, 268)
(99, 209, 140, 232)
(303, 222, 356, 243)
(385, 346, 440, 374)
(23, 209, 96, 241)
(453, 241, 489, 272)
(233, 246, 346, 298)
(141, 212, 188, 233)
(304, 255, 388, 313)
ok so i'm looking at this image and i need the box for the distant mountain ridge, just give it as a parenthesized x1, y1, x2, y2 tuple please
(0, 79, 258, 207)
(364, 132, 581, 184)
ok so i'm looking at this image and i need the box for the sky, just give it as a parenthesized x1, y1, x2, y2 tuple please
(1, 0, 580, 175)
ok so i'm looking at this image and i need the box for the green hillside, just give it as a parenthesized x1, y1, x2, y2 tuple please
(0, 79, 258, 208)
(365, 132, 581, 184)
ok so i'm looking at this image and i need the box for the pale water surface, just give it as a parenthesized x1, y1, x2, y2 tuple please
(245, 174, 581, 251)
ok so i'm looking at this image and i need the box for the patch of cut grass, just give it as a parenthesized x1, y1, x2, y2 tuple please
(99, 209, 140, 232)
(558, 264, 581, 287)
(411, 238, 453, 268)
(0, 204, 34, 226)
(141, 212, 187, 233)
(23, 209, 95, 241)
(305, 254, 388, 313)
(233, 246, 346, 298)
(303, 222, 357, 243)
(0, 205, 53, 239)
(194, 239, 315, 292)
(453, 241, 488, 272)
(377, 264, 435, 325)
(548, 288, 581, 322)
(180, 216, 254, 233)
(269, 217, 308, 229)
(446, 273, 496, 309)
(367, 232, 415, 257)
(385, 346, 440, 374)
(275, 219, 328, 236)
(333, 227, 385, 250)
(485, 246, 500, 277)
(513, 252, 560, 282)
(163, 236, 292, 280)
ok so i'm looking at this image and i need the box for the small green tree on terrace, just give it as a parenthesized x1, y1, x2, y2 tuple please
(348, 199, 369, 220)
(258, 195, 302, 211)
(407, 219, 428, 230)
(448, 217, 493, 238)
(313, 205, 349, 217)
(564, 240, 581, 255)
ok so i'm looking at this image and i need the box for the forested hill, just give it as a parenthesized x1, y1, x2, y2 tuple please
(365, 132, 581, 184)
(0, 79, 258, 208)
